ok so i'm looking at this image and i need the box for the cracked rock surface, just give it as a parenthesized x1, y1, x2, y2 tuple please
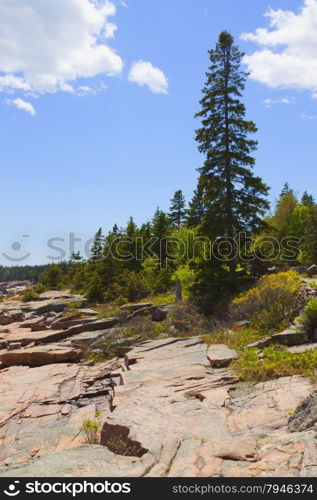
(0, 293, 316, 477)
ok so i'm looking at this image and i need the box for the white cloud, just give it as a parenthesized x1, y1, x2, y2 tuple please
(242, 0, 317, 96)
(0, 0, 123, 95)
(8, 98, 36, 116)
(128, 61, 169, 94)
(299, 113, 317, 120)
(263, 97, 293, 107)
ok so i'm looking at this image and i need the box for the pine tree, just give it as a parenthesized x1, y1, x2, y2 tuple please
(169, 190, 186, 227)
(302, 206, 317, 264)
(151, 208, 171, 266)
(280, 182, 292, 198)
(186, 178, 206, 227)
(90, 228, 104, 261)
(301, 191, 315, 207)
(195, 31, 269, 273)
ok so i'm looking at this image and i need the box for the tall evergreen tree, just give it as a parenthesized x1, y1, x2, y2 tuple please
(280, 182, 292, 198)
(186, 178, 206, 227)
(90, 228, 104, 261)
(195, 31, 269, 273)
(169, 190, 186, 227)
(302, 206, 317, 264)
(301, 191, 315, 207)
(151, 208, 171, 266)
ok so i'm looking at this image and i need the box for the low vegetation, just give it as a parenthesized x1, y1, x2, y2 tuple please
(20, 288, 40, 303)
(82, 411, 101, 444)
(232, 347, 317, 382)
(302, 298, 317, 341)
(232, 271, 301, 330)
(202, 326, 263, 352)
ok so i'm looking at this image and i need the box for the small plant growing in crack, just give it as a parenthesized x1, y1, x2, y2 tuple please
(82, 411, 101, 444)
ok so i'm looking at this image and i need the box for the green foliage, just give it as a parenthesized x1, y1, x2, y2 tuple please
(232, 347, 317, 381)
(105, 436, 145, 457)
(20, 288, 40, 302)
(301, 191, 315, 207)
(232, 271, 301, 330)
(90, 228, 104, 261)
(186, 179, 206, 228)
(41, 263, 64, 290)
(169, 189, 186, 227)
(301, 206, 317, 264)
(271, 190, 298, 238)
(195, 31, 269, 273)
(202, 326, 264, 351)
(302, 298, 317, 340)
(82, 417, 100, 444)
(0, 264, 50, 283)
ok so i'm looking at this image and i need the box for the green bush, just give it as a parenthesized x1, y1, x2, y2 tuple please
(82, 416, 100, 444)
(114, 296, 128, 306)
(21, 288, 40, 302)
(302, 298, 317, 340)
(202, 326, 264, 352)
(232, 271, 301, 330)
(231, 346, 317, 382)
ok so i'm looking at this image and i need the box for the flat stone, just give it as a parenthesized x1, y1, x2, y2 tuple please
(0, 344, 82, 366)
(207, 344, 238, 367)
(0, 445, 155, 477)
(306, 264, 317, 277)
(120, 302, 153, 312)
(248, 330, 307, 349)
(288, 343, 317, 354)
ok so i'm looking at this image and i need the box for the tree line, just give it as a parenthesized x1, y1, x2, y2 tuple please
(4, 32, 316, 313)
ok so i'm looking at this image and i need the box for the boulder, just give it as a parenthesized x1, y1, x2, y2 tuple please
(151, 307, 169, 322)
(248, 329, 307, 349)
(0, 310, 24, 325)
(50, 317, 97, 330)
(270, 330, 307, 346)
(207, 344, 238, 367)
(306, 264, 317, 277)
(289, 390, 317, 432)
(0, 344, 82, 367)
(235, 320, 251, 328)
(121, 303, 153, 313)
(7, 342, 22, 351)
(288, 343, 317, 354)
(63, 317, 118, 336)
(20, 317, 45, 329)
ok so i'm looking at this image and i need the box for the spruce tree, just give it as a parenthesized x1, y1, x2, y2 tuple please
(169, 190, 186, 227)
(280, 182, 292, 198)
(302, 206, 317, 264)
(301, 191, 315, 207)
(151, 208, 171, 266)
(90, 228, 104, 261)
(186, 178, 206, 227)
(195, 31, 269, 273)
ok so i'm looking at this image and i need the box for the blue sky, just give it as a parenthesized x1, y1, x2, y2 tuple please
(0, 0, 316, 265)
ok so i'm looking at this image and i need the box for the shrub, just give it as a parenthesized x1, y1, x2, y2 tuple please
(82, 416, 100, 444)
(105, 436, 145, 457)
(232, 346, 317, 381)
(21, 288, 40, 302)
(202, 326, 264, 351)
(232, 271, 301, 330)
(114, 296, 128, 306)
(302, 298, 317, 340)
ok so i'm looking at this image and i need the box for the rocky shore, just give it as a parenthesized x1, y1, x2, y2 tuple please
(0, 290, 316, 477)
